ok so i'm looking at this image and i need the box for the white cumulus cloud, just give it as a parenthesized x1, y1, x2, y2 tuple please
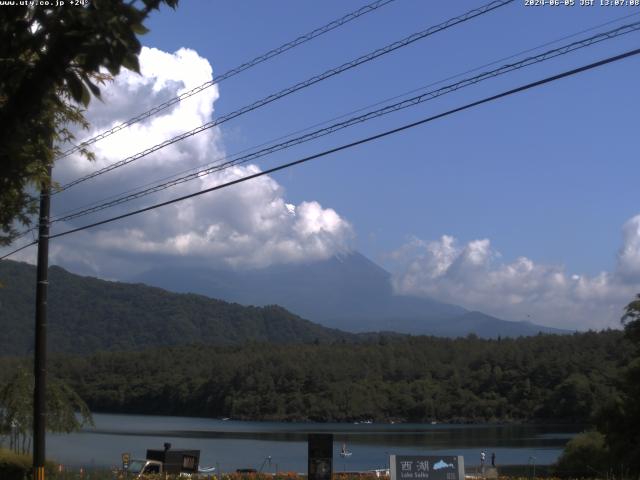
(391, 215, 640, 330)
(9, 46, 353, 276)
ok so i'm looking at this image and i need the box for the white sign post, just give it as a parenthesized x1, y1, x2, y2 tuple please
(390, 455, 465, 480)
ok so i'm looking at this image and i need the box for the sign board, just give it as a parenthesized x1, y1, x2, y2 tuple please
(308, 433, 333, 480)
(147, 448, 200, 474)
(182, 454, 197, 470)
(121, 453, 130, 469)
(390, 455, 465, 480)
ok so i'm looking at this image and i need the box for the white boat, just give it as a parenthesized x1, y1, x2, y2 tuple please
(340, 443, 352, 458)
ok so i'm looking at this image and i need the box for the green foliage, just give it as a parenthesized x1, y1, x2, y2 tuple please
(595, 295, 640, 475)
(554, 431, 610, 478)
(0, 368, 93, 455)
(0, 0, 178, 245)
(0, 448, 32, 480)
(621, 294, 640, 344)
(0, 260, 355, 356)
(0, 264, 635, 427)
(0, 329, 628, 424)
(0, 449, 59, 480)
(544, 374, 596, 423)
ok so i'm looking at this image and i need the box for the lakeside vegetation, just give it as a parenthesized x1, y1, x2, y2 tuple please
(1, 265, 639, 476)
(0, 462, 562, 480)
(0, 321, 638, 478)
(0, 330, 630, 424)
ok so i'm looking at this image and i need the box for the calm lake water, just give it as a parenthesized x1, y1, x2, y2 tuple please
(47, 413, 581, 472)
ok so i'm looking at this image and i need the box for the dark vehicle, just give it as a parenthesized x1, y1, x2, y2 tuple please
(127, 443, 199, 477)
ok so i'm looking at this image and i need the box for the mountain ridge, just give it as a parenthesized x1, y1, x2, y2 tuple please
(0, 260, 356, 356)
(131, 251, 568, 337)
(0, 252, 568, 358)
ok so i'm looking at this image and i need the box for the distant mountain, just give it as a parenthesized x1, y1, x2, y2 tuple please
(131, 252, 567, 338)
(399, 310, 570, 338)
(131, 252, 463, 325)
(0, 260, 355, 356)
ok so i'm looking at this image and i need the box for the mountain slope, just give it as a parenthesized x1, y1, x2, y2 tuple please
(132, 252, 466, 328)
(0, 260, 355, 356)
(132, 252, 566, 337)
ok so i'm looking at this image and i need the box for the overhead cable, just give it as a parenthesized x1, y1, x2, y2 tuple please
(0, 45, 629, 260)
(47, 21, 640, 225)
(57, 9, 639, 223)
(55, 0, 514, 193)
(56, 0, 397, 160)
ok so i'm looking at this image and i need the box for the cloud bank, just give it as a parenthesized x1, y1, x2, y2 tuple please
(4, 46, 635, 331)
(21, 46, 353, 275)
(391, 215, 640, 330)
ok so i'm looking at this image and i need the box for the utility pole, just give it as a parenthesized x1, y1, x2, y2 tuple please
(33, 164, 51, 480)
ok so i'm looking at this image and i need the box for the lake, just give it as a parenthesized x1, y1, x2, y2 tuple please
(47, 413, 581, 473)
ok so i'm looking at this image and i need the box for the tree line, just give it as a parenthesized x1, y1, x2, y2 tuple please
(0, 330, 630, 425)
(1, 324, 639, 476)
(551, 300, 640, 476)
(0, 260, 355, 357)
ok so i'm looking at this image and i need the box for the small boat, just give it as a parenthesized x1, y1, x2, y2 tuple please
(340, 443, 352, 458)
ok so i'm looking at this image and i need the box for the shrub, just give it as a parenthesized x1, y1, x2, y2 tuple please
(554, 431, 610, 478)
(0, 448, 31, 480)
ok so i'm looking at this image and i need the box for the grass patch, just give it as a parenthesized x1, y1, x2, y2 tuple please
(0, 448, 32, 480)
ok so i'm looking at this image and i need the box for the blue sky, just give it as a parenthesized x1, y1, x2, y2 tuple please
(5, 0, 640, 329)
(144, 0, 640, 276)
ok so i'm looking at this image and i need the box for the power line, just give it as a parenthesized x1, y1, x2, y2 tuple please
(335, 10, 640, 121)
(0, 45, 632, 261)
(12, 12, 638, 241)
(54, 0, 514, 193)
(4, 47, 638, 259)
(49, 9, 640, 225)
(1, 240, 38, 259)
(46, 20, 640, 225)
(56, 0, 397, 160)
(25, 8, 634, 242)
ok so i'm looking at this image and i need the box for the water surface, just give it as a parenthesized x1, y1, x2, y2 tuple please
(47, 413, 581, 472)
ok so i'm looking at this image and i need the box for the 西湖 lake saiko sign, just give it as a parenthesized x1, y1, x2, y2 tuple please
(390, 455, 465, 480)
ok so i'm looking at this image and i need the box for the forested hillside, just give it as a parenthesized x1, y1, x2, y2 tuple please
(133, 252, 566, 337)
(1, 330, 628, 424)
(0, 260, 355, 355)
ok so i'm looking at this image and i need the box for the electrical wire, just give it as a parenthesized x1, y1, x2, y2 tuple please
(1, 241, 38, 260)
(12, 11, 639, 241)
(47, 48, 640, 240)
(54, 0, 514, 193)
(46, 20, 640, 225)
(56, 0, 398, 160)
(3, 45, 636, 261)
(50, 9, 640, 224)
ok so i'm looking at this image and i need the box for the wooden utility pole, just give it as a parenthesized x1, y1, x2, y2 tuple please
(33, 165, 51, 480)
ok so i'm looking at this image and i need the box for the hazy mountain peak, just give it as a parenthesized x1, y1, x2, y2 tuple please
(131, 251, 566, 338)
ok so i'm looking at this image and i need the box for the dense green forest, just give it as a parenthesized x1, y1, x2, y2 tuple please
(0, 330, 630, 424)
(0, 260, 355, 355)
